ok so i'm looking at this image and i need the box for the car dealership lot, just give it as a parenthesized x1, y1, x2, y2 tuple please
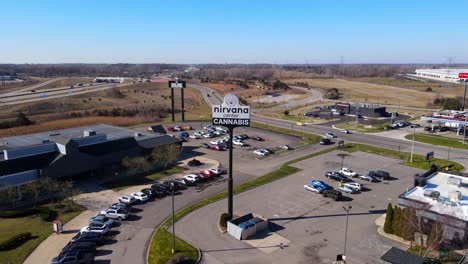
(175, 151, 423, 264)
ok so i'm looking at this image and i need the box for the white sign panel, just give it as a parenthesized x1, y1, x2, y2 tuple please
(212, 94, 250, 127)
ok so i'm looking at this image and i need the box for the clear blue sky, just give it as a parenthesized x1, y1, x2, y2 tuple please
(1, 0, 467, 64)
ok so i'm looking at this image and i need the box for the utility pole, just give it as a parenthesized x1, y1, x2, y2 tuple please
(410, 126, 416, 162)
(342, 206, 352, 258)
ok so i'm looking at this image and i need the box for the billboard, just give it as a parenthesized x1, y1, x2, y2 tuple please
(212, 94, 250, 127)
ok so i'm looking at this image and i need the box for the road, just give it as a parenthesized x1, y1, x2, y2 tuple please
(256, 85, 323, 112)
(188, 83, 468, 169)
(0, 77, 65, 96)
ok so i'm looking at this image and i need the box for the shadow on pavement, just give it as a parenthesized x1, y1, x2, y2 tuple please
(100, 239, 117, 245)
(95, 249, 113, 256)
(105, 230, 121, 237)
(203, 243, 289, 253)
(62, 229, 80, 234)
(269, 210, 385, 222)
(125, 215, 142, 221)
(95, 260, 111, 264)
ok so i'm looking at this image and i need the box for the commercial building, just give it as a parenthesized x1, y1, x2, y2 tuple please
(399, 167, 468, 245)
(0, 75, 15, 81)
(334, 102, 387, 117)
(0, 124, 181, 189)
(421, 110, 468, 130)
(94, 77, 125, 83)
(413, 69, 468, 83)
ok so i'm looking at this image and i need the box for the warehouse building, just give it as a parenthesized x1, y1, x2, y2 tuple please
(0, 124, 181, 189)
(399, 167, 468, 245)
(334, 102, 387, 117)
(413, 69, 468, 83)
(94, 77, 125, 83)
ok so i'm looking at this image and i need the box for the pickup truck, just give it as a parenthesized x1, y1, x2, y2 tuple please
(51, 251, 94, 264)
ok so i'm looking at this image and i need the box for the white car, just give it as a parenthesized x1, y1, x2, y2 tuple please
(119, 195, 136, 204)
(100, 208, 130, 220)
(184, 174, 201, 183)
(338, 186, 357, 194)
(131, 192, 149, 202)
(340, 168, 358, 178)
(203, 133, 215, 138)
(304, 184, 321, 193)
(344, 182, 362, 191)
(215, 126, 227, 132)
(341, 129, 350, 134)
(194, 131, 204, 136)
(254, 149, 269, 156)
(189, 134, 202, 139)
(80, 224, 109, 234)
(326, 132, 337, 138)
(233, 139, 246, 146)
(210, 139, 222, 145)
(209, 167, 223, 175)
(359, 174, 376, 182)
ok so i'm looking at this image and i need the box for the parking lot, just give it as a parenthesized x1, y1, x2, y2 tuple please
(175, 151, 424, 264)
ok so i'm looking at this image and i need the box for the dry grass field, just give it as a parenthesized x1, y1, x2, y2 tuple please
(284, 78, 449, 108)
(0, 77, 44, 93)
(36, 77, 95, 90)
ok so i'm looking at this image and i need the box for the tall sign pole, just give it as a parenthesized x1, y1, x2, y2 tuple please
(459, 73, 468, 111)
(168, 80, 187, 122)
(212, 94, 251, 219)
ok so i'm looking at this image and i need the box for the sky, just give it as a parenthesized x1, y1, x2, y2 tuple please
(1, 0, 467, 64)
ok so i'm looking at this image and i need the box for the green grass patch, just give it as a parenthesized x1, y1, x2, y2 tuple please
(405, 133, 468, 150)
(147, 228, 199, 264)
(102, 166, 186, 191)
(343, 143, 464, 172)
(335, 122, 387, 133)
(251, 122, 321, 144)
(0, 200, 85, 264)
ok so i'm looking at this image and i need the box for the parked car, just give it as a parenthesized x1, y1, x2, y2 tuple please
(368, 170, 390, 180)
(61, 241, 96, 254)
(89, 215, 115, 227)
(51, 251, 95, 264)
(141, 188, 156, 198)
(151, 183, 169, 194)
(203, 133, 215, 138)
(322, 189, 342, 201)
(173, 126, 182, 132)
(304, 184, 322, 193)
(70, 232, 103, 244)
(183, 125, 192, 131)
(319, 138, 332, 145)
(340, 168, 358, 178)
(311, 180, 332, 190)
(296, 121, 304, 126)
(326, 132, 337, 138)
(233, 139, 246, 146)
(179, 132, 189, 137)
(252, 136, 264, 141)
(210, 139, 222, 145)
(199, 170, 214, 179)
(80, 224, 109, 234)
(210, 145, 224, 151)
(131, 192, 149, 202)
(238, 134, 249, 140)
(184, 174, 201, 184)
(341, 129, 350, 134)
(358, 174, 377, 182)
(280, 145, 291, 150)
(325, 171, 349, 182)
(118, 195, 136, 205)
(209, 167, 223, 175)
(424, 126, 432, 131)
(166, 127, 174, 132)
(410, 124, 422, 128)
(344, 182, 362, 191)
(254, 148, 270, 156)
(189, 134, 202, 139)
(199, 143, 210, 149)
(174, 178, 192, 186)
(338, 186, 357, 194)
(162, 180, 180, 190)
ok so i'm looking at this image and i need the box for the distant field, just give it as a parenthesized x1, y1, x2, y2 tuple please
(0, 78, 44, 93)
(35, 77, 95, 90)
(285, 78, 444, 108)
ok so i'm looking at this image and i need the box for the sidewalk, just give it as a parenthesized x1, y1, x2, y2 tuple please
(374, 214, 411, 246)
(23, 156, 220, 264)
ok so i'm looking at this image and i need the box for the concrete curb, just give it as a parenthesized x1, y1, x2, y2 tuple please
(375, 214, 411, 246)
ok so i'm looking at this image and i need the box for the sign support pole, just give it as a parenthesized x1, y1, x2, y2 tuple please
(228, 126, 234, 219)
(181, 87, 185, 122)
(171, 88, 175, 122)
(463, 81, 467, 111)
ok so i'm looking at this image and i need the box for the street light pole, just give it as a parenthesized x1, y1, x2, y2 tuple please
(170, 183, 176, 254)
(410, 126, 415, 162)
(200, 116, 203, 131)
(342, 206, 352, 258)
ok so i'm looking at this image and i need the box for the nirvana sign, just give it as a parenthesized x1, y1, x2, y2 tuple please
(212, 94, 250, 127)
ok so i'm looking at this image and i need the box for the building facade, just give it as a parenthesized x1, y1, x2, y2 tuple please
(414, 69, 468, 83)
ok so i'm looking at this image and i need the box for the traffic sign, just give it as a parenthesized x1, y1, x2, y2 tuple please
(426, 151, 434, 161)
(459, 73, 468, 79)
(212, 94, 250, 127)
(168, 80, 186, 88)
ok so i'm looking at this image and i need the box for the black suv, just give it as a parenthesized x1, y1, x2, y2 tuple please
(368, 170, 390, 180)
(325, 171, 349, 182)
(320, 138, 332, 145)
(322, 189, 342, 201)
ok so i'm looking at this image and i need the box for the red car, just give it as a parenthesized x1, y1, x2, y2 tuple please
(199, 170, 214, 178)
(210, 145, 223, 151)
(196, 173, 208, 181)
(166, 127, 174, 132)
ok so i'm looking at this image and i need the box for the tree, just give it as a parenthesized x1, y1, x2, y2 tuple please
(15, 112, 34, 126)
(150, 143, 181, 169)
(441, 98, 461, 110)
(400, 207, 416, 241)
(384, 203, 394, 234)
(425, 222, 447, 256)
(283, 110, 289, 116)
(392, 206, 401, 236)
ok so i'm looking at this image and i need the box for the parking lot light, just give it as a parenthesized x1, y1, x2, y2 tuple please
(342, 205, 352, 258)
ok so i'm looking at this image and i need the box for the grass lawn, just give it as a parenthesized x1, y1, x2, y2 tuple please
(252, 122, 322, 144)
(407, 245, 463, 263)
(102, 166, 186, 191)
(335, 122, 387, 133)
(147, 228, 199, 264)
(405, 133, 468, 150)
(344, 143, 464, 171)
(0, 201, 85, 264)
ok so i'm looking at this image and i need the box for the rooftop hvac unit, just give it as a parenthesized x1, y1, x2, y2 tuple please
(134, 132, 143, 137)
(448, 177, 462, 187)
(83, 130, 96, 137)
(448, 190, 462, 201)
(414, 174, 427, 187)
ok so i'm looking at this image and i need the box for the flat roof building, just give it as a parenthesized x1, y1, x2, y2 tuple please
(0, 124, 181, 189)
(94, 77, 125, 83)
(413, 69, 468, 83)
(334, 102, 387, 117)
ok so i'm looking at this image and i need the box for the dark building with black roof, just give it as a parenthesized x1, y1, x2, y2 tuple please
(380, 247, 424, 264)
(335, 102, 387, 117)
(0, 124, 181, 189)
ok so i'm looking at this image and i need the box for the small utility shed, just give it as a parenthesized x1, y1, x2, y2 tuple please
(380, 247, 424, 264)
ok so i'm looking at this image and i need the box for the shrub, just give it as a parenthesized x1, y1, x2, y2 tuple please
(0, 232, 32, 250)
(283, 110, 289, 116)
(383, 203, 394, 234)
(426, 87, 432, 92)
(39, 208, 56, 222)
(166, 254, 191, 264)
(0, 208, 39, 218)
(219, 213, 231, 229)
(187, 159, 202, 166)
